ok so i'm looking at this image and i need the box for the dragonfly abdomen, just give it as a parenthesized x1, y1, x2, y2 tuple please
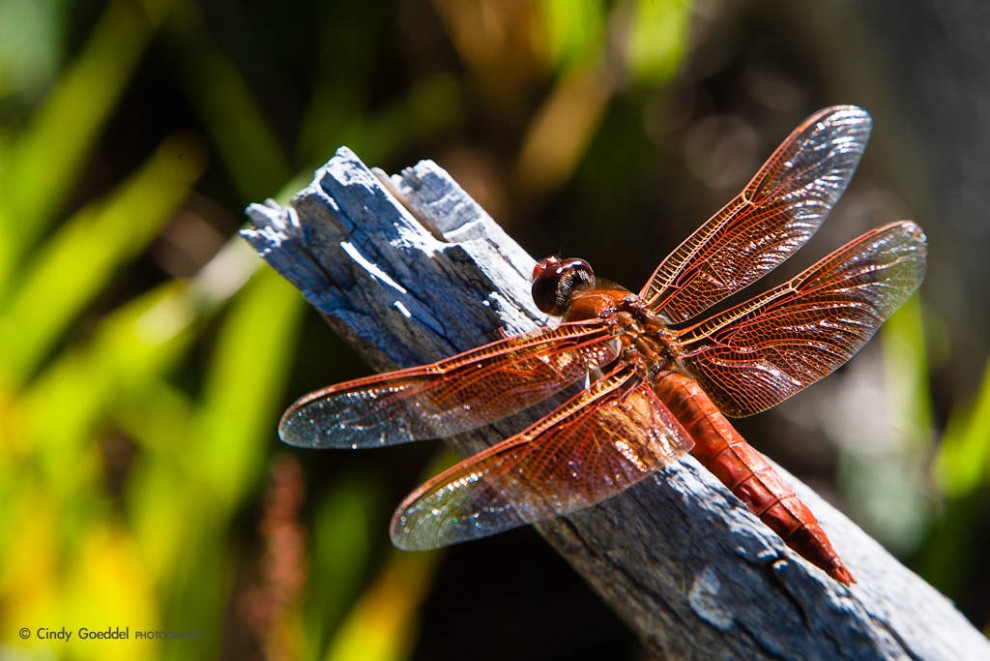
(654, 371, 855, 585)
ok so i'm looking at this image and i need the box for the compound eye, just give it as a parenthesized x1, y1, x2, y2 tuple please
(532, 256, 561, 282)
(531, 257, 595, 315)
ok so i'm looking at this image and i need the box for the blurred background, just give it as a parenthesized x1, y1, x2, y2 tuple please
(1, 0, 988, 659)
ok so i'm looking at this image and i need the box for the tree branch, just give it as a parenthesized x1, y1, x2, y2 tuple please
(242, 147, 988, 660)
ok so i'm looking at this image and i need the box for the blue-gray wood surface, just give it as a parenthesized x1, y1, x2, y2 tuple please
(242, 147, 988, 660)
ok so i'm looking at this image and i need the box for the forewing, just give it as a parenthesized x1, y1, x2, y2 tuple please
(641, 106, 873, 324)
(279, 320, 620, 448)
(389, 367, 693, 550)
(676, 221, 927, 417)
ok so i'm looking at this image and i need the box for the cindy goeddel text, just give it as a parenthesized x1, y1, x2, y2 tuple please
(20, 626, 202, 641)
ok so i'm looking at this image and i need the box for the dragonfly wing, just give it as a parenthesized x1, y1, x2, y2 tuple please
(279, 321, 620, 448)
(641, 106, 873, 323)
(676, 221, 927, 417)
(390, 367, 693, 550)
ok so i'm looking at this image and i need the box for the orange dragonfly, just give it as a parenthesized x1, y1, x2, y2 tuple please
(279, 106, 926, 586)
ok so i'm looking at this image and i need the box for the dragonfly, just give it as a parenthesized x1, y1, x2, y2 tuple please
(279, 106, 926, 586)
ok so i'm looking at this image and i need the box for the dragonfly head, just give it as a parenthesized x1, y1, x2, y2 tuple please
(532, 257, 596, 316)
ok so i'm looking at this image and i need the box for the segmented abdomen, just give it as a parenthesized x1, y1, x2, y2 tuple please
(654, 371, 854, 585)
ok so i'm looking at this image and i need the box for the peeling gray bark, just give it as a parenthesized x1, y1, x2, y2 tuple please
(242, 147, 989, 660)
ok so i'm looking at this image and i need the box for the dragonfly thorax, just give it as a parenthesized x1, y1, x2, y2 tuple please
(564, 288, 680, 380)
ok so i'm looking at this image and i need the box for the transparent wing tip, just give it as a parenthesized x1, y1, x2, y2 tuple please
(277, 403, 323, 448)
(818, 104, 872, 128)
(389, 481, 532, 551)
(390, 508, 444, 551)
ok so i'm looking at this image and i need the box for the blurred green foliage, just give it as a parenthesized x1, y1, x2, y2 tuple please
(0, 0, 986, 659)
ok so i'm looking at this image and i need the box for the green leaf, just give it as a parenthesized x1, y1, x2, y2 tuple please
(627, 0, 690, 84)
(937, 354, 990, 497)
(0, 0, 165, 267)
(0, 134, 206, 384)
(541, 0, 606, 70)
(195, 267, 305, 509)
